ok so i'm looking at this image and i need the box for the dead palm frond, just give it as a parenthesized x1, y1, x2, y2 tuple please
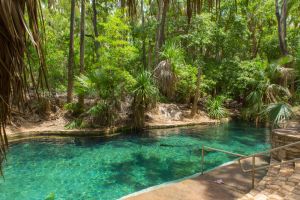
(265, 84, 291, 103)
(153, 60, 177, 99)
(0, 0, 46, 175)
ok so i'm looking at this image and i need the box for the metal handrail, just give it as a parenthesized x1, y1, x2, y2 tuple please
(240, 158, 300, 173)
(201, 140, 300, 189)
(239, 140, 300, 160)
(200, 145, 246, 175)
(238, 140, 300, 173)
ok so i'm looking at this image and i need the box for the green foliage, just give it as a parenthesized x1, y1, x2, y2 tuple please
(160, 42, 185, 68)
(65, 119, 83, 129)
(87, 102, 115, 126)
(206, 96, 228, 119)
(262, 103, 293, 127)
(132, 71, 158, 106)
(43, 7, 75, 91)
(243, 75, 291, 122)
(175, 65, 197, 103)
(36, 0, 300, 127)
(64, 103, 83, 116)
(74, 65, 135, 126)
(185, 13, 216, 49)
(97, 10, 138, 70)
(131, 71, 159, 128)
(218, 59, 268, 97)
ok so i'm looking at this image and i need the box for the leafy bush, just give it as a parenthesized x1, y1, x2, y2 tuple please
(65, 119, 83, 129)
(87, 102, 116, 126)
(175, 64, 197, 103)
(206, 96, 228, 119)
(64, 102, 83, 116)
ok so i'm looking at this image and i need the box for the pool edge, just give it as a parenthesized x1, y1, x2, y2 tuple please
(118, 160, 236, 200)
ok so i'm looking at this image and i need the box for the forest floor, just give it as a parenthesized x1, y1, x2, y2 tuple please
(6, 102, 221, 136)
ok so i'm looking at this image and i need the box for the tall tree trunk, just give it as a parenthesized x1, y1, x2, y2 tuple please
(248, 19, 258, 58)
(92, 0, 100, 60)
(275, 0, 288, 55)
(67, 0, 76, 103)
(148, 40, 153, 69)
(187, 0, 192, 25)
(78, 0, 86, 108)
(141, 0, 146, 69)
(191, 66, 201, 117)
(155, 0, 169, 65)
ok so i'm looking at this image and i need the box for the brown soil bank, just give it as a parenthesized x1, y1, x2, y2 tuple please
(6, 103, 221, 141)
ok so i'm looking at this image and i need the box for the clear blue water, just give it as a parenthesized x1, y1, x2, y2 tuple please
(0, 122, 270, 200)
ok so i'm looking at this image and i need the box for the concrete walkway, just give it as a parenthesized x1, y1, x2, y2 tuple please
(124, 158, 268, 200)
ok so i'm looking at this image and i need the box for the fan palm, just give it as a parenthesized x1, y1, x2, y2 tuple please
(0, 0, 46, 174)
(245, 80, 292, 125)
(262, 103, 293, 127)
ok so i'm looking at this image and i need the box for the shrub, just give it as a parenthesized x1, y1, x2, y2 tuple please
(206, 96, 228, 119)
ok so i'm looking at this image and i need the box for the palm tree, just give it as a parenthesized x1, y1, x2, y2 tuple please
(0, 0, 46, 174)
(132, 71, 158, 129)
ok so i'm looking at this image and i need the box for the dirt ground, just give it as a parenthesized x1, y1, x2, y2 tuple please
(6, 103, 221, 136)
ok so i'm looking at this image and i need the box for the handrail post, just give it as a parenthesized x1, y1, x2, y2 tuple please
(201, 145, 204, 175)
(252, 156, 255, 189)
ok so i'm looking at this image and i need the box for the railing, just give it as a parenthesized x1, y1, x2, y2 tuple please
(200, 140, 300, 189)
(200, 145, 246, 175)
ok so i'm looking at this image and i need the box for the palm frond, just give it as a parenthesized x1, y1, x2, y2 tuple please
(154, 60, 177, 99)
(265, 84, 291, 103)
(132, 71, 158, 129)
(206, 96, 228, 119)
(262, 102, 293, 127)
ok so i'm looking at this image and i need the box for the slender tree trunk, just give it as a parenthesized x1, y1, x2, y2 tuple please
(248, 18, 258, 58)
(78, 0, 86, 108)
(160, 0, 169, 44)
(92, 0, 100, 60)
(275, 0, 288, 55)
(155, 0, 169, 65)
(141, 0, 146, 69)
(191, 66, 201, 117)
(155, 0, 163, 65)
(148, 40, 153, 69)
(67, 0, 76, 103)
(187, 0, 192, 25)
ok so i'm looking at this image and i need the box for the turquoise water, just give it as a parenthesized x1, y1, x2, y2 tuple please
(0, 122, 270, 200)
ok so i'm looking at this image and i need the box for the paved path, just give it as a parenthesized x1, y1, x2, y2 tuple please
(124, 158, 268, 200)
(239, 160, 300, 200)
